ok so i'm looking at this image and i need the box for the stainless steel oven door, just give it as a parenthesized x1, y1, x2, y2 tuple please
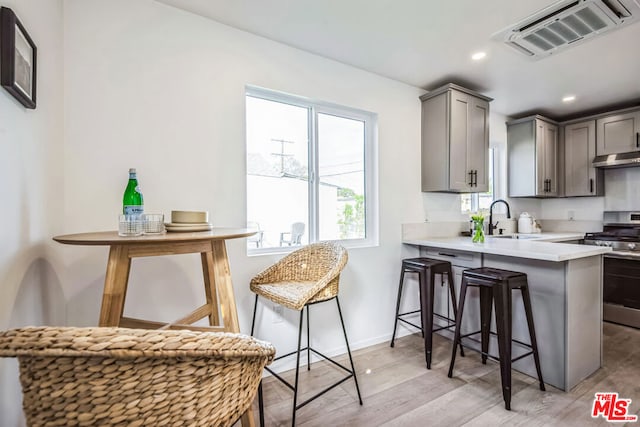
(603, 253, 640, 329)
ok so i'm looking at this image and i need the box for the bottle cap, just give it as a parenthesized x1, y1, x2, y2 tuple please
(129, 168, 136, 174)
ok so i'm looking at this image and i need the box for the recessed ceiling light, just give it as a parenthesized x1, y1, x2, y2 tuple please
(562, 95, 576, 103)
(471, 52, 486, 61)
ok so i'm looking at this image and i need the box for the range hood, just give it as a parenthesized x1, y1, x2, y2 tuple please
(593, 151, 640, 168)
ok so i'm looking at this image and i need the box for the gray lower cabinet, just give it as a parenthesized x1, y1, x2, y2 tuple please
(420, 247, 482, 337)
(596, 108, 640, 155)
(564, 120, 603, 196)
(421, 83, 491, 193)
(507, 115, 559, 197)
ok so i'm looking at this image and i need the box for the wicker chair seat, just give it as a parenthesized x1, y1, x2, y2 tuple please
(0, 327, 275, 427)
(251, 278, 340, 311)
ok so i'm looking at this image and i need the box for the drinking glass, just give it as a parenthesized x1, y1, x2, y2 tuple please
(142, 214, 165, 234)
(118, 214, 143, 236)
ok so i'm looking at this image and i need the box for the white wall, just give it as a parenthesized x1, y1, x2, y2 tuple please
(60, 0, 424, 370)
(0, 1, 65, 425)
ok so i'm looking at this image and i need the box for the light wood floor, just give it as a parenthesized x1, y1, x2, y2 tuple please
(251, 322, 640, 426)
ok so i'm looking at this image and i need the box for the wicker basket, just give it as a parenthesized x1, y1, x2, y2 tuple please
(0, 327, 275, 427)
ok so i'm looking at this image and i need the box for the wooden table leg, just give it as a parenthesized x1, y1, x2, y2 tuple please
(209, 240, 240, 333)
(201, 251, 221, 327)
(99, 245, 131, 327)
(207, 240, 254, 427)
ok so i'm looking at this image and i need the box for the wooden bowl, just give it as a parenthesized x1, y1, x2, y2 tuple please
(171, 210, 209, 224)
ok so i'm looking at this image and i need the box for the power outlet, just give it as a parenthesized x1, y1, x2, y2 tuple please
(568, 210, 575, 221)
(272, 304, 284, 323)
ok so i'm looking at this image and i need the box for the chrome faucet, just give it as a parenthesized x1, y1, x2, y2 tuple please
(488, 199, 511, 235)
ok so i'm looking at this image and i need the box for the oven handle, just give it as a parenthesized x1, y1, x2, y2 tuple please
(604, 252, 640, 261)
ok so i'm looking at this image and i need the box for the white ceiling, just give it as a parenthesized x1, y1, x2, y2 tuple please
(158, 0, 640, 118)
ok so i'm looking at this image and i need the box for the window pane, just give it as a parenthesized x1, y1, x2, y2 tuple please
(246, 96, 309, 249)
(318, 113, 365, 240)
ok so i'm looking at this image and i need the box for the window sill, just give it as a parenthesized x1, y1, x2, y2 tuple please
(246, 239, 378, 257)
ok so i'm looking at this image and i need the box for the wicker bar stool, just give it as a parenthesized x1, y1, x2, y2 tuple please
(0, 326, 275, 427)
(390, 257, 464, 369)
(447, 267, 545, 410)
(250, 242, 362, 426)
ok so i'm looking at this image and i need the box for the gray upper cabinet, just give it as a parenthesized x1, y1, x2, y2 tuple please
(507, 115, 559, 197)
(564, 120, 603, 197)
(420, 84, 491, 193)
(596, 108, 640, 155)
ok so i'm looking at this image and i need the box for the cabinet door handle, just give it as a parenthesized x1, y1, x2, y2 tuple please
(543, 179, 548, 193)
(636, 132, 639, 148)
(590, 178, 594, 193)
(438, 252, 457, 258)
(548, 179, 552, 193)
(468, 170, 474, 187)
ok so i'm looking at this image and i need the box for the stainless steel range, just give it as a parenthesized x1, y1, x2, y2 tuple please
(584, 211, 640, 329)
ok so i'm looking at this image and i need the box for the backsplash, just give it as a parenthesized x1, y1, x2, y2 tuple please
(402, 222, 467, 240)
(539, 220, 602, 233)
(604, 168, 640, 211)
(420, 166, 639, 233)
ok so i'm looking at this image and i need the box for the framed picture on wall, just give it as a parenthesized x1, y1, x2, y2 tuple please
(1, 7, 37, 109)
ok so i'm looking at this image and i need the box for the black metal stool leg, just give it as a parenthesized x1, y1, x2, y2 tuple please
(421, 268, 435, 369)
(418, 272, 424, 338)
(307, 305, 311, 371)
(251, 294, 259, 336)
(446, 269, 464, 357)
(258, 380, 265, 427)
(494, 281, 513, 410)
(390, 268, 407, 347)
(479, 286, 493, 364)
(520, 283, 546, 391)
(336, 297, 363, 405)
(291, 310, 305, 426)
(448, 275, 468, 378)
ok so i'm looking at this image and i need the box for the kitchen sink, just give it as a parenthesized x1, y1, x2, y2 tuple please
(490, 234, 540, 240)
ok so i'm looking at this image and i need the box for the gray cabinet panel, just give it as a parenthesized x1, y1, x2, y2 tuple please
(543, 122, 559, 196)
(564, 120, 603, 197)
(421, 92, 449, 192)
(469, 98, 490, 192)
(596, 110, 640, 155)
(507, 116, 558, 198)
(508, 120, 536, 197)
(449, 91, 471, 191)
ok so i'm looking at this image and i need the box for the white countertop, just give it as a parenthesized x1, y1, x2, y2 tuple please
(403, 232, 611, 262)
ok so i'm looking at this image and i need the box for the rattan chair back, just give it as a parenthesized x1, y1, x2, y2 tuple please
(250, 242, 348, 310)
(0, 327, 275, 427)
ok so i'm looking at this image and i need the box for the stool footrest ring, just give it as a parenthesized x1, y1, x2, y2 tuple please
(265, 345, 357, 409)
(457, 330, 537, 363)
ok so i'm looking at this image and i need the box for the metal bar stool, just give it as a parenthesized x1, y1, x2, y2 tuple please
(448, 267, 545, 410)
(391, 257, 464, 369)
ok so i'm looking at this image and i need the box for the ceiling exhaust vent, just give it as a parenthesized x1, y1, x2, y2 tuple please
(494, 0, 640, 59)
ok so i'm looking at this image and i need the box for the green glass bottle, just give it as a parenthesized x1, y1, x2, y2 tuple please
(123, 168, 144, 217)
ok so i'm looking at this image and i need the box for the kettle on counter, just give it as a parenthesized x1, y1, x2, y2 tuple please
(518, 212, 534, 234)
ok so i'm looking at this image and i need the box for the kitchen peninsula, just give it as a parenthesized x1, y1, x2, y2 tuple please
(403, 227, 611, 391)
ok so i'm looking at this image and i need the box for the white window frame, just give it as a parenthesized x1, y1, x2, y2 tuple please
(246, 86, 379, 254)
